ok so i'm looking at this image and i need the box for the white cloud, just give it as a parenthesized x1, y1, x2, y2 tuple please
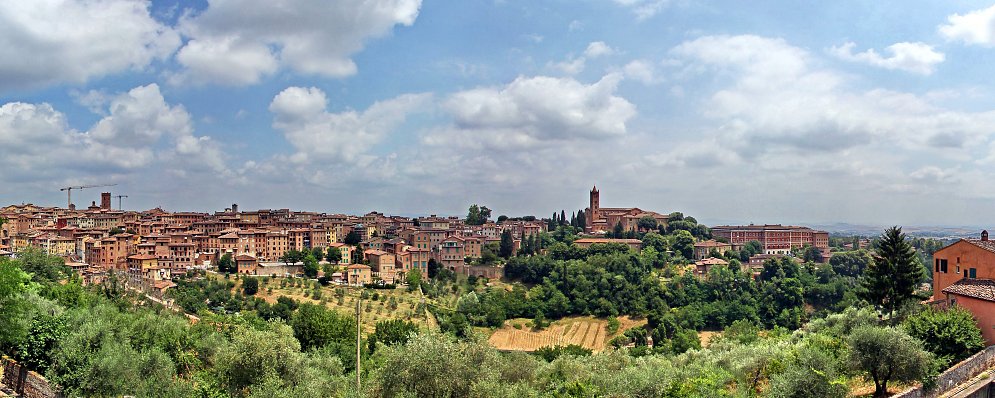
(939, 4, 995, 46)
(549, 57, 586, 75)
(172, 0, 421, 85)
(584, 41, 615, 58)
(613, 0, 670, 20)
(0, 84, 227, 184)
(662, 34, 995, 170)
(830, 42, 944, 75)
(622, 60, 659, 84)
(269, 86, 430, 165)
(430, 73, 635, 150)
(0, 0, 179, 92)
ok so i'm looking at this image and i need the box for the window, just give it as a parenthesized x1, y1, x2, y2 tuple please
(970, 268, 977, 278)
(939, 259, 948, 273)
(956, 265, 960, 273)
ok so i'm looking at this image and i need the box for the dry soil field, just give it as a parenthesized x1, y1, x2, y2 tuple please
(488, 316, 646, 352)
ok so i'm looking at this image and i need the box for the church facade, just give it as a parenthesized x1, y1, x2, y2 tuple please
(585, 186, 669, 233)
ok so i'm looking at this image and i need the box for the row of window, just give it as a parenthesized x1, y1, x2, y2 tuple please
(935, 259, 977, 278)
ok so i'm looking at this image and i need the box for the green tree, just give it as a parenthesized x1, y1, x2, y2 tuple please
(861, 226, 925, 317)
(16, 312, 68, 373)
(242, 277, 259, 296)
(904, 306, 985, 368)
(343, 230, 362, 245)
(499, 229, 515, 259)
(302, 255, 319, 279)
(325, 246, 342, 263)
(848, 326, 933, 398)
(405, 268, 422, 292)
(613, 221, 624, 238)
(830, 250, 872, 277)
(215, 252, 235, 273)
(289, 303, 356, 352)
(672, 230, 695, 259)
(768, 348, 847, 398)
(367, 319, 418, 353)
(467, 204, 482, 225)
(637, 216, 658, 231)
(15, 247, 70, 283)
(0, 258, 34, 351)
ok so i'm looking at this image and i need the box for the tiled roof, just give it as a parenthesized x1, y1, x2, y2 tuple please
(694, 239, 731, 248)
(943, 278, 995, 302)
(964, 239, 995, 255)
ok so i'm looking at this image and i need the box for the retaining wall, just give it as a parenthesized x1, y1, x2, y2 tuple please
(893, 345, 995, 398)
(1, 357, 61, 398)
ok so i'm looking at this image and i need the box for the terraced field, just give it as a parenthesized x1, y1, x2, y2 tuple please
(488, 316, 644, 352)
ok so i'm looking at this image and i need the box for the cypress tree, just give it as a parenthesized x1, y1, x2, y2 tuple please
(560, 210, 567, 226)
(861, 226, 924, 317)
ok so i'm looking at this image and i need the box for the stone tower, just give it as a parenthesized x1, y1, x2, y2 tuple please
(100, 192, 111, 210)
(589, 185, 600, 225)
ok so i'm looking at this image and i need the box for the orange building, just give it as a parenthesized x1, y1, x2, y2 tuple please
(932, 231, 995, 345)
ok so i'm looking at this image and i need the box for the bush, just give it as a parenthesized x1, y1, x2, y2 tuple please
(607, 316, 620, 334)
(242, 277, 259, 296)
(904, 306, 986, 368)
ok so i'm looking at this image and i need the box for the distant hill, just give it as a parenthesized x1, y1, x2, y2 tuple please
(803, 223, 984, 239)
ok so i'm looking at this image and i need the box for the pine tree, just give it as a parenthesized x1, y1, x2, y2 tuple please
(861, 226, 924, 317)
(499, 230, 515, 259)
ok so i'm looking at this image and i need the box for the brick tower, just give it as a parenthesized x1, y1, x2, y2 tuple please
(100, 192, 111, 210)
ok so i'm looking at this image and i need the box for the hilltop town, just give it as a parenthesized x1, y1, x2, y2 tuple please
(3, 188, 995, 398)
(0, 187, 834, 296)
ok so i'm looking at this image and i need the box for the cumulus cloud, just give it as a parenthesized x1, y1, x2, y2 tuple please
(269, 86, 431, 165)
(429, 74, 635, 150)
(666, 34, 995, 160)
(548, 41, 617, 75)
(172, 0, 421, 85)
(0, 84, 227, 185)
(622, 60, 660, 84)
(0, 0, 179, 92)
(939, 4, 995, 46)
(830, 42, 944, 75)
(584, 41, 615, 58)
(613, 0, 670, 20)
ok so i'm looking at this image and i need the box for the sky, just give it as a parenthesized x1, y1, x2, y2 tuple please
(3, 0, 995, 227)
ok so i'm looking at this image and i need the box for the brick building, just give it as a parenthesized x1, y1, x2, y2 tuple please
(711, 224, 829, 254)
(932, 230, 995, 345)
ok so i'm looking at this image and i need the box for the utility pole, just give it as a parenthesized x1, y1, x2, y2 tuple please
(114, 195, 128, 210)
(356, 295, 362, 391)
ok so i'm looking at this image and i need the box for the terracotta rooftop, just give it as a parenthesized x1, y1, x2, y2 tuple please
(573, 238, 643, 244)
(942, 278, 995, 302)
(694, 239, 731, 248)
(963, 239, 995, 255)
(695, 257, 729, 266)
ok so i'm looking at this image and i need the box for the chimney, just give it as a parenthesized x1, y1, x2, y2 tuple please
(100, 192, 111, 210)
(983, 230, 989, 241)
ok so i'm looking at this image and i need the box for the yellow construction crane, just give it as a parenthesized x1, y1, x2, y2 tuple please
(59, 183, 117, 209)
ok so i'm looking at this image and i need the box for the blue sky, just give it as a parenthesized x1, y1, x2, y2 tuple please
(3, 0, 995, 227)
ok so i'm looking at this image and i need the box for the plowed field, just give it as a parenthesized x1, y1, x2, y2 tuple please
(488, 316, 645, 352)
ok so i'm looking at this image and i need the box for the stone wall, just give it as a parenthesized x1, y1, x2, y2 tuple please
(1, 357, 61, 398)
(894, 345, 995, 398)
